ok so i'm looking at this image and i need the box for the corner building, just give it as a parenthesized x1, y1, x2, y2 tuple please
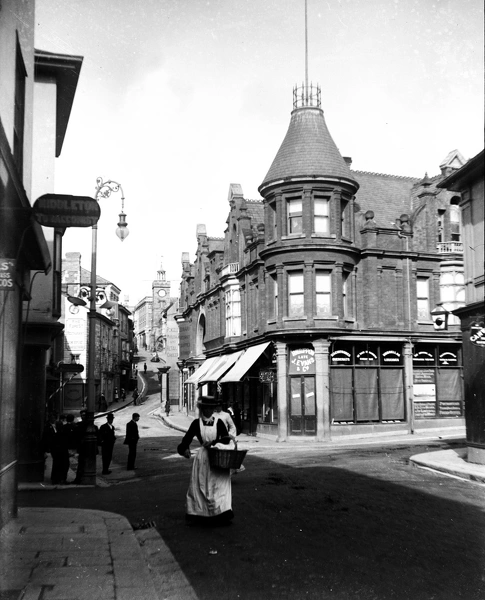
(177, 85, 465, 441)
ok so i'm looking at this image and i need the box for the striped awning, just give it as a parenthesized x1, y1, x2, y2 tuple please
(219, 342, 271, 383)
(198, 351, 244, 384)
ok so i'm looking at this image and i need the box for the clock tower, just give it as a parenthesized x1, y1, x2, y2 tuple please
(151, 258, 171, 352)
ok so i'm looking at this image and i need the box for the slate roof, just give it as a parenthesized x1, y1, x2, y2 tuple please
(245, 200, 264, 226)
(80, 267, 112, 286)
(208, 238, 224, 254)
(259, 107, 357, 191)
(352, 171, 420, 228)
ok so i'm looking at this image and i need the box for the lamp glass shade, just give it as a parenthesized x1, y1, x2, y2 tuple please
(116, 212, 129, 241)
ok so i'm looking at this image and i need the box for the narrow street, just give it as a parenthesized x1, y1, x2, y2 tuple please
(20, 389, 485, 600)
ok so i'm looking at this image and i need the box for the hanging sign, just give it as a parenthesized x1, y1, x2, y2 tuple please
(33, 194, 100, 227)
(259, 369, 275, 383)
(289, 349, 315, 375)
(0, 259, 16, 290)
(470, 325, 485, 348)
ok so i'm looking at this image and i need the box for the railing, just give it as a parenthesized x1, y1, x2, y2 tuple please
(293, 83, 321, 109)
(221, 262, 239, 277)
(437, 242, 463, 254)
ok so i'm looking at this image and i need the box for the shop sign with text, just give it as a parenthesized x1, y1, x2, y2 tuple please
(289, 349, 315, 375)
(0, 259, 16, 290)
(33, 194, 100, 227)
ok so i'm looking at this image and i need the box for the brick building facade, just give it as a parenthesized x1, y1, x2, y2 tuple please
(176, 84, 466, 441)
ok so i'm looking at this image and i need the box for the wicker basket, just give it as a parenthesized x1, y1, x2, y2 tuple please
(209, 442, 247, 470)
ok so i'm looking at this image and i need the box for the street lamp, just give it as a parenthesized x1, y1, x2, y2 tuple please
(81, 178, 128, 485)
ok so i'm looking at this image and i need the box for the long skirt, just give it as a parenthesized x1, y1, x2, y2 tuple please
(186, 446, 232, 520)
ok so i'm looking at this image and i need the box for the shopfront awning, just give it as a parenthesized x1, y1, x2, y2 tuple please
(219, 342, 271, 383)
(199, 351, 244, 384)
(184, 356, 220, 385)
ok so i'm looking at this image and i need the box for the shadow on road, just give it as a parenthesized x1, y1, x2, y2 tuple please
(20, 437, 485, 600)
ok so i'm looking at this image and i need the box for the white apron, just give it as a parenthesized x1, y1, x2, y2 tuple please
(186, 417, 233, 517)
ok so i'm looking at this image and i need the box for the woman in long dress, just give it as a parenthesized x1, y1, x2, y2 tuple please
(177, 396, 235, 525)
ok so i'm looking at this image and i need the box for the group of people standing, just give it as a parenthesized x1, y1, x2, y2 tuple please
(42, 410, 142, 483)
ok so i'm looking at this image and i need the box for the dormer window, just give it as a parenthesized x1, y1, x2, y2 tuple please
(314, 196, 330, 234)
(287, 198, 302, 234)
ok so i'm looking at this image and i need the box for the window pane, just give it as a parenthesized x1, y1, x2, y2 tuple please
(316, 295, 331, 315)
(290, 294, 304, 316)
(417, 298, 429, 320)
(289, 273, 304, 293)
(288, 199, 302, 214)
(290, 378, 302, 415)
(304, 378, 316, 415)
(354, 369, 379, 421)
(314, 198, 328, 216)
(289, 216, 302, 234)
(316, 273, 330, 292)
(380, 369, 404, 420)
(314, 215, 329, 234)
(330, 368, 353, 420)
(417, 278, 428, 297)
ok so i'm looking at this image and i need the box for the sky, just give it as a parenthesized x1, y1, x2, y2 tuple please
(34, 0, 484, 306)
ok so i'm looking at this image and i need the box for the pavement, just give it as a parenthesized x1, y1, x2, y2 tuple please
(2, 386, 484, 600)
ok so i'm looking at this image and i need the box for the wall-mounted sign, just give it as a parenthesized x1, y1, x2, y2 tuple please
(356, 350, 378, 363)
(382, 350, 402, 364)
(330, 350, 351, 364)
(470, 325, 485, 347)
(289, 348, 315, 375)
(259, 369, 275, 383)
(33, 194, 100, 227)
(439, 351, 458, 365)
(0, 259, 16, 290)
(413, 351, 435, 364)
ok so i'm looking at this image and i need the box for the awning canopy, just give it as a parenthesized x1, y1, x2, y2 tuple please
(220, 342, 271, 383)
(184, 356, 220, 385)
(199, 351, 244, 384)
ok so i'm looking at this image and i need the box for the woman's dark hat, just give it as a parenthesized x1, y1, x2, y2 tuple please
(197, 396, 221, 407)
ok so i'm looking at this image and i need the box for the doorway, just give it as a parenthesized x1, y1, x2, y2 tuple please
(289, 376, 316, 435)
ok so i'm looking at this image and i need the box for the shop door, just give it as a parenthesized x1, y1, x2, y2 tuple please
(289, 377, 316, 435)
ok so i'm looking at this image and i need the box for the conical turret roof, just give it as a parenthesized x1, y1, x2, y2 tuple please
(259, 105, 358, 194)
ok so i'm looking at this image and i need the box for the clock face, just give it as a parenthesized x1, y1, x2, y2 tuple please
(158, 289, 166, 297)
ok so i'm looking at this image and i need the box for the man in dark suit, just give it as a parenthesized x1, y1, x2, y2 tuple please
(42, 412, 69, 484)
(124, 413, 140, 470)
(98, 412, 116, 474)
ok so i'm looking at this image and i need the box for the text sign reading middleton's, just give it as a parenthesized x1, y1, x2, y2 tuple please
(33, 194, 100, 227)
(289, 349, 315, 375)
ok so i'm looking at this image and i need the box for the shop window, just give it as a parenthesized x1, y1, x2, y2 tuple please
(287, 198, 303, 234)
(330, 343, 405, 424)
(412, 344, 463, 418)
(314, 196, 329, 234)
(416, 277, 430, 320)
(288, 271, 304, 316)
(316, 271, 331, 316)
